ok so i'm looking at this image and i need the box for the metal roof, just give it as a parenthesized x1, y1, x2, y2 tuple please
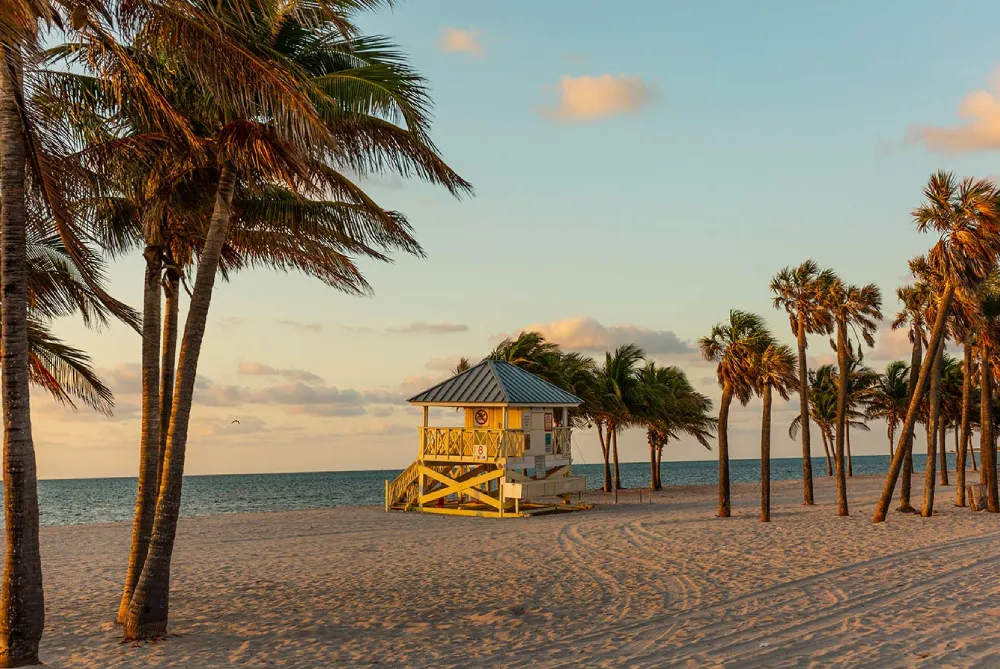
(407, 360, 584, 407)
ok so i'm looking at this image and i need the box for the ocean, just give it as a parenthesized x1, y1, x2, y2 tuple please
(32, 453, 960, 527)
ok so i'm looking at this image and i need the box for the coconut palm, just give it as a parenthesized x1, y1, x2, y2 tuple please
(867, 361, 910, 459)
(922, 347, 945, 517)
(840, 348, 879, 477)
(771, 260, 836, 505)
(754, 343, 797, 522)
(876, 173, 1000, 523)
(114, 2, 472, 639)
(939, 353, 963, 488)
(823, 279, 882, 516)
(699, 310, 774, 517)
(636, 362, 715, 491)
(488, 332, 564, 385)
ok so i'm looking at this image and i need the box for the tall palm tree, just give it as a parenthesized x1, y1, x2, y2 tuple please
(636, 362, 715, 491)
(823, 279, 882, 516)
(754, 343, 797, 522)
(975, 282, 1000, 511)
(699, 310, 774, 518)
(120, 2, 472, 640)
(891, 275, 932, 512)
(867, 361, 910, 458)
(875, 173, 1000, 523)
(840, 348, 878, 477)
(771, 260, 836, 505)
(922, 347, 945, 517)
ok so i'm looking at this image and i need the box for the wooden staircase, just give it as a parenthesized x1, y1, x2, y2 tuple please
(385, 461, 421, 511)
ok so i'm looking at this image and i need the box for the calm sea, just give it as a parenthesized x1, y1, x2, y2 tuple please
(29, 453, 959, 527)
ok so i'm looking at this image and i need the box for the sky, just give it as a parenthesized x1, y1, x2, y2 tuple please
(37, 0, 1000, 478)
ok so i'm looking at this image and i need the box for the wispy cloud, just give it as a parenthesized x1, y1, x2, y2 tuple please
(237, 361, 324, 385)
(439, 27, 483, 57)
(496, 316, 692, 356)
(914, 70, 1000, 152)
(541, 74, 656, 122)
(386, 322, 469, 335)
(277, 319, 323, 334)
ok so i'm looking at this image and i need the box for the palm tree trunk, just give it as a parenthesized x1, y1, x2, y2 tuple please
(957, 340, 972, 506)
(834, 317, 850, 516)
(158, 267, 180, 485)
(922, 347, 942, 517)
(971, 439, 978, 471)
(648, 432, 656, 492)
(718, 383, 734, 518)
(611, 429, 621, 490)
(888, 423, 895, 459)
(898, 337, 922, 513)
(123, 167, 237, 640)
(938, 418, 949, 487)
(795, 317, 814, 505)
(846, 427, 853, 477)
(983, 357, 998, 512)
(821, 430, 833, 476)
(655, 445, 663, 490)
(874, 283, 955, 522)
(116, 246, 162, 624)
(0, 45, 44, 667)
(597, 422, 611, 492)
(760, 385, 772, 522)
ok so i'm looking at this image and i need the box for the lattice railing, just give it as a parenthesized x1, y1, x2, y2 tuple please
(420, 428, 525, 460)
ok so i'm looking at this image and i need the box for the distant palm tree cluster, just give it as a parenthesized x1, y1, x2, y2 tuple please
(459, 331, 717, 494)
(2, 0, 470, 662)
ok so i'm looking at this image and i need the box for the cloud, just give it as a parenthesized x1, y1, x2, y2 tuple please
(277, 319, 323, 334)
(541, 74, 655, 122)
(220, 317, 244, 327)
(439, 27, 483, 57)
(869, 326, 913, 362)
(192, 376, 409, 417)
(386, 322, 469, 335)
(237, 361, 324, 385)
(914, 70, 1000, 152)
(498, 316, 692, 356)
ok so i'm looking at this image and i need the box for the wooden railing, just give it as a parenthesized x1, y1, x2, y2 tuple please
(419, 427, 574, 461)
(385, 461, 421, 511)
(420, 428, 525, 460)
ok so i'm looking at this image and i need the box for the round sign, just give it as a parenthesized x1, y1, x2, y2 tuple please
(474, 409, 489, 426)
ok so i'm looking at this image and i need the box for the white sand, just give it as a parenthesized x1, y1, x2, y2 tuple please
(36, 471, 1000, 668)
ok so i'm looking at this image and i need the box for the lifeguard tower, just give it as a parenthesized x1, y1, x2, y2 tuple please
(384, 360, 589, 517)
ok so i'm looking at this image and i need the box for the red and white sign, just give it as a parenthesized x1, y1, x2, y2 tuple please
(474, 409, 489, 426)
(544, 413, 553, 432)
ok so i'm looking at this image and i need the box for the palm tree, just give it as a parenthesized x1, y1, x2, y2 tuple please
(823, 279, 882, 516)
(922, 347, 945, 517)
(975, 282, 1000, 511)
(593, 344, 647, 491)
(841, 348, 879, 477)
(875, 173, 1000, 522)
(488, 332, 564, 385)
(791, 366, 838, 476)
(771, 260, 836, 505)
(699, 310, 774, 517)
(891, 275, 932, 512)
(754, 343, 797, 522)
(867, 361, 910, 458)
(636, 362, 715, 491)
(118, 2, 471, 640)
(939, 353, 963, 488)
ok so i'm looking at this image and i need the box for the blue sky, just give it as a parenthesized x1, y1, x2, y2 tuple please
(40, 0, 1000, 477)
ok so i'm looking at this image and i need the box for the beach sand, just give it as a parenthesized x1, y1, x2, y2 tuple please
(37, 470, 1000, 668)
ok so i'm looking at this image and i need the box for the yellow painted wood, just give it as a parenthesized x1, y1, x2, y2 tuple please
(418, 466, 504, 509)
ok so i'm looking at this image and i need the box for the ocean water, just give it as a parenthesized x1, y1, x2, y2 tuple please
(29, 453, 960, 527)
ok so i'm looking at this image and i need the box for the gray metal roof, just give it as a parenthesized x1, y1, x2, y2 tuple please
(407, 360, 583, 407)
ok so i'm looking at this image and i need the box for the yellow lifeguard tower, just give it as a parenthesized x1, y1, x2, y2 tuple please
(384, 360, 589, 517)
